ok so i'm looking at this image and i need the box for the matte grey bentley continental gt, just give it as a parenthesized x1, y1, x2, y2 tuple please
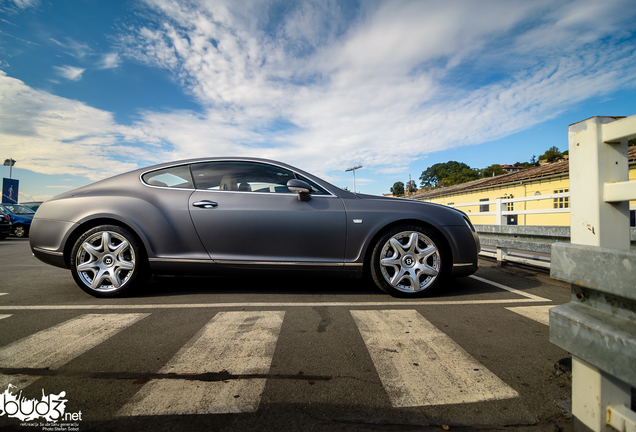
(30, 158, 479, 297)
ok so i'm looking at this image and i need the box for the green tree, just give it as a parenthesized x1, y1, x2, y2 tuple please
(390, 181, 405, 196)
(538, 146, 563, 163)
(406, 179, 418, 194)
(479, 164, 506, 178)
(419, 161, 480, 188)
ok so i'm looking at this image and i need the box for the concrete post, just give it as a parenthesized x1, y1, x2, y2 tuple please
(563, 116, 633, 432)
(495, 198, 507, 266)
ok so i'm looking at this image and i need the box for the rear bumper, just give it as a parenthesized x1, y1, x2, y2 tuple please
(32, 247, 68, 269)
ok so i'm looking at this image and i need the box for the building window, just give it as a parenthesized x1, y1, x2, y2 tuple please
(554, 189, 569, 208)
(480, 198, 489, 212)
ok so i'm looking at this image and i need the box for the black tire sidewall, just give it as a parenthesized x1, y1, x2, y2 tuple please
(370, 224, 448, 297)
(70, 224, 148, 297)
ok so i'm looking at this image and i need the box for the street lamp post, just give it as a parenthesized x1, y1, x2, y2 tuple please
(345, 165, 363, 193)
(3, 159, 16, 179)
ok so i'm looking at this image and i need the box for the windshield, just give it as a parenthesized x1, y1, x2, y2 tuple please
(2, 205, 35, 215)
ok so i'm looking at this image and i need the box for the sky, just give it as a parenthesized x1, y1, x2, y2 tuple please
(1, 0, 636, 201)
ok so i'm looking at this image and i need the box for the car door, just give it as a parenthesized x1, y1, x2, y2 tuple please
(188, 161, 347, 264)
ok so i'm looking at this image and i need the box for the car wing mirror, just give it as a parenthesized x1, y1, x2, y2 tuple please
(286, 179, 312, 201)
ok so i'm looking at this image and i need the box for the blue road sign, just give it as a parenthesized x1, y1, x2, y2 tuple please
(2, 178, 19, 204)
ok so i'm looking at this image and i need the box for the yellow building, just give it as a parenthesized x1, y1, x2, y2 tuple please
(410, 147, 636, 226)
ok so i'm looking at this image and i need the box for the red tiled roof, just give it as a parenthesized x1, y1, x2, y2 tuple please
(410, 146, 636, 200)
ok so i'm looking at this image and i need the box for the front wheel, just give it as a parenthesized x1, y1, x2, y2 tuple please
(370, 225, 448, 297)
(70, 225, 149, 297)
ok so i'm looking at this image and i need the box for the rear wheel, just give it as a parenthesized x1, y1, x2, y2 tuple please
(370, 225, 448, 297)
(13, 224, 27, 238)
(70, 225, 149, 297)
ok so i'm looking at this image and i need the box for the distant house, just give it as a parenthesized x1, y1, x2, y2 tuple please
(501, 164, 522, 173)
(409, 147, 636, 226)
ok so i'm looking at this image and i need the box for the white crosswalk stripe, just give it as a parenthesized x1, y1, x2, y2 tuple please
(118, 311, 285, 416)
(351, 309, 519, 407)
(0, 313, 149, 391)
(505, 305, 553, 326)
(0, 307, 536, 413)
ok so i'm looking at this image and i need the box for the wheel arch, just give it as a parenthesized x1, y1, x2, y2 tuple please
(362, 219, 453, 276)
(63, 217, 149, 268)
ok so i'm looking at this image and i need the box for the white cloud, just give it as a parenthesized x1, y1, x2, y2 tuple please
(54, 65, 85, 81)
(50, 38, 92, 59)
(113, 0, 636, 177)
(11, 0, 39, 9)
(100, 52, 120, 69)
(0, 71, 159, 180)
(2, 0, 636, 188)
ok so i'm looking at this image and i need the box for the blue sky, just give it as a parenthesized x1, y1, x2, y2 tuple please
(1, 0, 636, 200)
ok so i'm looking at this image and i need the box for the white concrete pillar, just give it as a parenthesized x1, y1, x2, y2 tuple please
(568, 116, 633, 432)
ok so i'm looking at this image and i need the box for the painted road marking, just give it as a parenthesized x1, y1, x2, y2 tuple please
(0, 313, 148, 391)
(0, 298, 550, 311)
(351, 309, 518, 407)
(469, 275, 549, 301)
(0, 314, 11, 320)
(505, 305, 553, 326)
(119, 311, 285, 416)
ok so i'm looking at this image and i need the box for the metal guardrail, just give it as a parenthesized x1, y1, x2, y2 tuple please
(475, 225, 636, 268)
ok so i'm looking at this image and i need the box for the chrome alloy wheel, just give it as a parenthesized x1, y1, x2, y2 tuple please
(379, 231, 440, 293)
(75, 230, 136, 292)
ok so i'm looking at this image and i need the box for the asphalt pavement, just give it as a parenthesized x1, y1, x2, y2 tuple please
(0, 238, 573, 432)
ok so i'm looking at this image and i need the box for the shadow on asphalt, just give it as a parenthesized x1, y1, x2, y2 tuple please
(133, 271, 510, 299)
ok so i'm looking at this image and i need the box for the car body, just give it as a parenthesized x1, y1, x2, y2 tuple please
(0, 204, 34, 238)
(20, 201, 43, 212)
(0, 207, 12, 239)
(29, 157, 479, 297)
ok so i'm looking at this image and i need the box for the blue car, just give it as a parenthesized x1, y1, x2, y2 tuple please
(0, 204, 35, 238)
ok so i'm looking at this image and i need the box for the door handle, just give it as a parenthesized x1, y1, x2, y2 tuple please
(192, 201, 218, 208)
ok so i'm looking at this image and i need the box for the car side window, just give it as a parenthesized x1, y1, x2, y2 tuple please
(190, 161, 295, 193)
(295, 175, 330, 195)
(142, 165, 194, 189)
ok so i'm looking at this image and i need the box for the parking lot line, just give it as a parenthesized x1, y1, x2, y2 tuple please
(0, 297, 551, 311)
(469, 275, 548, 301)
(505, 305, 553, 326)
(119, 311, 285, 416)
(351, 309, 519, 407)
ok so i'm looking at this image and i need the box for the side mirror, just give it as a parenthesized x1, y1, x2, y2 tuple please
(287, 179, 312, 201)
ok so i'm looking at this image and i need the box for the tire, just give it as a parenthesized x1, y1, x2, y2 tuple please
(370, 224, 448, 297)
(70, 225, 149, 297)
(13, 224, 28, 238)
